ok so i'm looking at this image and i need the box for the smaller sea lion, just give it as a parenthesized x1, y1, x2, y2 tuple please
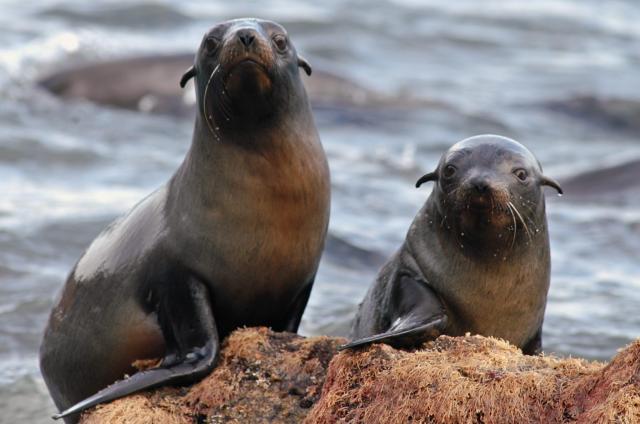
(343, 135, 562, 354)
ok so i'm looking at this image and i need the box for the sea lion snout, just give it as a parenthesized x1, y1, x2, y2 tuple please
(427, 136, 552, 244)
(220, 25, 275, 74)
(237, 28, 257, 48)
(455, 172, 510, 213)
(469, 176, 490, 194)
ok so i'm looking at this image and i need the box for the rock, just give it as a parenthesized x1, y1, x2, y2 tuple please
(308, 335, 640, 424)
(80, 328, 344, 424)
(80, 328, 640, 424)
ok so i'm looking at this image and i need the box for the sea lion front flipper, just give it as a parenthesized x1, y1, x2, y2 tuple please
(521, 327, 542, 355)
(283, 278, 315, 333)
(340, 275, 447, 350)
(53, 277, 219, 421)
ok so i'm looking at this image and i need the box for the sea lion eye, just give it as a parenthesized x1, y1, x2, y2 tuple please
(443, 165, 456, 178)
(204, 37, 219, 54)
(514, 168, 528, 181)
(273, 34, 288, 52)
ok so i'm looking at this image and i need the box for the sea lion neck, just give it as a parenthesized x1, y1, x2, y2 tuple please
(198, 64, 308, 131)
(169, 110, 322, 212)
(191, 100, 314, 150)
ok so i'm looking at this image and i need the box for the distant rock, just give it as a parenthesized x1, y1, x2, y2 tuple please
(79, 328, 640, 423)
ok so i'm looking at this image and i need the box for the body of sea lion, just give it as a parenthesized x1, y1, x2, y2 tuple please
(343, 135, 562, 354)
(40, 18, 330, 422)
(38, 53, 385, 116)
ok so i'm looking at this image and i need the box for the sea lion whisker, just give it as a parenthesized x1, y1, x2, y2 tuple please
(519, 202, 539, 223)
(217, 79, 234, 122)
(521, 206, 540, 229)
(507, 202, 518, 251)
(509, 201, 533, 242)
(516, 201, 540, 228)
(516, 198, 536, 214)
(440, 214, 447, 228)
(203, 64, 221, 137)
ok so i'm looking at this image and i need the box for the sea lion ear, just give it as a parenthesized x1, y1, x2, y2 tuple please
(415, 171, 438, 188)
(297, 56, 312, 76)
(540, 175, 563, 195)
(179, 66, 196, 88)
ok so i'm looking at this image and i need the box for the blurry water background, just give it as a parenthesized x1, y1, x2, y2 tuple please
(0, 0, 639, 422)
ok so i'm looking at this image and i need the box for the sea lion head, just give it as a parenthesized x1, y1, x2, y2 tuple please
(416, 135, 562, 257)
(179, 18, 312, 135)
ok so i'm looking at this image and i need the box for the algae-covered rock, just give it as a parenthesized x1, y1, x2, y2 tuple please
(308, 335, 640, 424)
(80, 328, 343, 424)
(80, 328, 640, 424)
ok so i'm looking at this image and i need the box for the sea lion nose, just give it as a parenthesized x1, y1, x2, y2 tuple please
(470, 178, 490, 194)
(237, 29, 256, 48)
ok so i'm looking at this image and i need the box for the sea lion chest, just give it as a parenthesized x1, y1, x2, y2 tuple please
(428, 256, 548, 348)
(171, 138, 330, 327)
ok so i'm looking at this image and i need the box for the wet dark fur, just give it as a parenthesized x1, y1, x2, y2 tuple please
(40, 18, 330, 422)
(348, 135, 561, 354)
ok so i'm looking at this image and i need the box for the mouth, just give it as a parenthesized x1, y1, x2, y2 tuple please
(466, 195, 494, 212)
(221, 55, 273, 95)
(203, 53, 275, 129)
(225, 57, 270, 76)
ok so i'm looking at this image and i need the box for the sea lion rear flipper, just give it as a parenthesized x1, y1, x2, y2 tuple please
(53, 277, 219, 420)
(340, 275, 448, 350)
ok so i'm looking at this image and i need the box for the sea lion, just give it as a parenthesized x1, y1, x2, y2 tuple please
(38, 53, 384, 116)
(40, 18, 330, 422)
(560, 158, 640, 201)
(39, 53, 196, 116)
(343, 135, 562, 354)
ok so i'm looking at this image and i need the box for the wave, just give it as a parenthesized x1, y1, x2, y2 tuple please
(38, 2, 191, 29)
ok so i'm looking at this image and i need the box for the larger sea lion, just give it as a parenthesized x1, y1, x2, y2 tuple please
(40, 18, 330, 422)
(343, 135, 562, 354)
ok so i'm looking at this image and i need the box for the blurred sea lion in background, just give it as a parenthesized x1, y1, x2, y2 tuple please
(40, 18, 330, 422)
(40, 53, 196, 116)
(39, 53, 388, 116)
(559, 158, 640, 202)
(343, 135, 562, 355)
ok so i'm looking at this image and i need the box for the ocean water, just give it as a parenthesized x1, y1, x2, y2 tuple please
(0, 1, 639, 422)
